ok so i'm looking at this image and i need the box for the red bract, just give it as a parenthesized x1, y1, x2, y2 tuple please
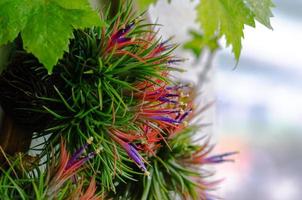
(109, 128, 142, 142)
(136, 124, 163, 155)
(107, 19, 135, 50)
(46, 139, 99, 199)
(105, 19, 144, 60)
(79, 178, 102, 200)
(105, 18, 177, 64)
(47, 141, 85, 192)
(132, 79, 195, 154)
(69, 178, 103, 200)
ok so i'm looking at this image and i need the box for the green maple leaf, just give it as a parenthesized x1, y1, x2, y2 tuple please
(246, 0, 274, 29)
(0, 0, 104, 74)
(0, 0, 34, 44)
(196, 0, 255, 60)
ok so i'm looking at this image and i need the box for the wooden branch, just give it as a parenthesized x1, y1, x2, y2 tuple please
(0, 112, 33, 162)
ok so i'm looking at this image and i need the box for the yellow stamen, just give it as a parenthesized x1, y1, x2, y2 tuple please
(144, 171, 150, 177)
(179, 109, 185, 115)
(87, 137, 94, 144)
(179, 102, 188, 109)
(96, 147, 103, 154)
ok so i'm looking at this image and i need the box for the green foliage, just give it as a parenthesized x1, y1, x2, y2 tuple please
(246, 0, 274, 29)
(0, 148, 102, 199)
(196, 0, 255, 60)
(0, 0, 104, 74)
(0, 154, 42, 199)
(110, 126, 214, 200)
(0, 1, 261, 199)
(136, 0, 274, 60)
(183, 30, 219, 59)
(0, 0, 274, 72)
(196, 0, 274, 60)
(142, 127, 205, 200)
(39, 13, 176, 189)
(0, 2, 178, 192)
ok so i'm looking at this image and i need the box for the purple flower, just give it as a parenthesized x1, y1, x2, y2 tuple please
(167, 59, 185, 64)
(67, 137, 93, 168)
(150, 116, 180, 124)
(116, 37, 131, 43)
(46, 139, 99, 198)
(112, 21, 135, 42)
(164, 93, 179, 97)
(177, 109, 192, 122)
(158, 96, 178, 104)
(110, 133, 149, 176)
(128, 144, 147, 172)
(204, 152, 238, 164)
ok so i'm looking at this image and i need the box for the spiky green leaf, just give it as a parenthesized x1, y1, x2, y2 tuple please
(196, 0, 255, 60)
(246, 0, 274, 29)
(0, 0, 104, 74)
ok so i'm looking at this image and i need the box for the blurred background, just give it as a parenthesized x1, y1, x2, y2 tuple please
(149, 0, 302, 199)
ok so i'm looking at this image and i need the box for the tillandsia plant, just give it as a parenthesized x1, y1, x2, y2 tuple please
(0, 138, 102, 199)
(0, 0, 273, 199)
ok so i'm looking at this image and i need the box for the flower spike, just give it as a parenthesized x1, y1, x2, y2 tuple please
(67, 136, 93, 168)
(46, 139, 99, 198)
(204, 151, 238, 164)
(109, 131, 149, 175)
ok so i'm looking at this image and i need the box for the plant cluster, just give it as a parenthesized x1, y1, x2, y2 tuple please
(0, 0, 273, 199)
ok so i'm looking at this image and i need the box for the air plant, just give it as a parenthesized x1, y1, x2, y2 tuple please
(0, 1, 235, 199)
(108, 95, 236, 200)
(45, 138, 100, 199)
(0, 138, 102, 199)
